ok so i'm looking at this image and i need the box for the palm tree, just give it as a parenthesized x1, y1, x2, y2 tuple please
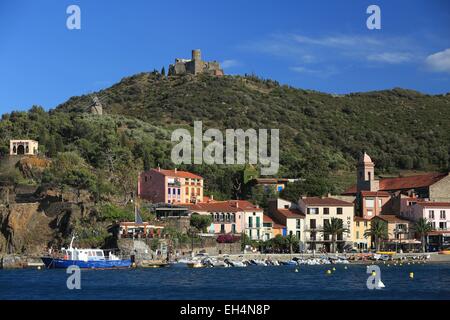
(286, 233, 298, 254)
(364, 219, 388, 252)
(321, 217, 350, 253)
(413, 218, 433, 252)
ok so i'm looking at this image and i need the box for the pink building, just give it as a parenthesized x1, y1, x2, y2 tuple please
(188, 200, 263, 237)
(138, 168, 203, 204)
(401, 200, 450, 231)
(360, 191, 390, 219)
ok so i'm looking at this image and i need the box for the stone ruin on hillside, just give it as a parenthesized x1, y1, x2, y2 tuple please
(168, 49, 224, 77)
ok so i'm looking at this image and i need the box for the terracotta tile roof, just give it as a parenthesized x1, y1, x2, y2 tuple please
(342, 172, 448, 195)
(373, 215, 410, 224)
(301, 197, 354, 207)
(187, 200, 262, 213)
(416, 201, 450, 208)
(153, 168, 203, 179)
(379, 173, 447, 191)
(354, 216, 371, 222)
(360, 191, 390, 197)
(276, 208, 305, 219)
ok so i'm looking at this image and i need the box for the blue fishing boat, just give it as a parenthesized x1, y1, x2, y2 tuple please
(41, 237, 132, 269)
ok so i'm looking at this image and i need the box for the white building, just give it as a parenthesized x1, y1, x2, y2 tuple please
(9, 140, 38, 156)
(400, 199, 450, 231)
(268, 198, 304, 240)
(298, 197, 354, 252)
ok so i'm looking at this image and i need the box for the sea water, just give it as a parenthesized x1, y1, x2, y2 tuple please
(0, 264, 449, 300)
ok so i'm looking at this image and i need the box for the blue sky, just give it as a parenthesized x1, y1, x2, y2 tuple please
(0, 0, 449, 114)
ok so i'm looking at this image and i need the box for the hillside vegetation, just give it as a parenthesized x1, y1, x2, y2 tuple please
(1, 72, 449, 200)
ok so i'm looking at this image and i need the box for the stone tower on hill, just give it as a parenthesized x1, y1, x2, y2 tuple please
(168, 49, 224, 76)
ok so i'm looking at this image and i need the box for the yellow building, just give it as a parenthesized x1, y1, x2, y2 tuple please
(353, 216, 372, 251)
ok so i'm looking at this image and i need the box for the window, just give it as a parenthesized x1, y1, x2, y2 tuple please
(310, 232, 316, 241)
(167, 188, 171, 195)
(284, 205, 289, 209)
(356, 221, 360, 227)
(185, 188, 189, 195)
(324, 208, 329, 215)
(367, 210, 373, 217)
(307, 208, 319, 215)
(144, 176, 148, 182)
(378, 199, 383, 208)
(432, 222, 436, 230)
(248, 217, 253, 228)
(296, 219, 301, 229)
(296, 231, 301, 239)
(324, 219, 330, 228)
(249, 229, 252, 238)
(364, 221, 368, 227)
(337, 233, 343, 241)
(177, 189, 181, 195)
(356, 231, 360, 239)
(220, 224, 225, 233)
(337, 208, 343, 215)
(310, 219, 316, 229)
(429, 210, 435, 219)
(440, 210, 446, 219)
(439, 222, 447, 230)
(256, 217, 261, 228)
(366, 198, 375, 208)
(232, 224, 236, 233)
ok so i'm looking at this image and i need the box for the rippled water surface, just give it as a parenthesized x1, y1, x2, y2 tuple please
(0, 263, 449, 300)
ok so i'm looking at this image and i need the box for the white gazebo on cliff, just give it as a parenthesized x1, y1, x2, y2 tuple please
(9, 140, 38, 156)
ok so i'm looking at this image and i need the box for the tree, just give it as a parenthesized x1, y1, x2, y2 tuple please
(321, 217, 349, 253)
(161, 67, 166, 76)
(364, 219, 388, 252)
(42, 152, 95, 201)
(413, 218, 433, 252)
(190, 214, 212, 232)
(286, 233, 298, 254)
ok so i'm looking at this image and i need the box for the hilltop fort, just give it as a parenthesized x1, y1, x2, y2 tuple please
(168, 49, 224, 76)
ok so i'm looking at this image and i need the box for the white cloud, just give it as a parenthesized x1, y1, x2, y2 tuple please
(243, 33, 420, 68)
(367, 52, 413, 64)
(221, 59, 241, 69)
(290, 66, 338, 78)
(425, 49, 450, 73)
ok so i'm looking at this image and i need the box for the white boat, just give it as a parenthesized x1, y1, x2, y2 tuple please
(251, 259, 267, 266)
(186, 261, 204, 268)
(225, 259, 246, 267)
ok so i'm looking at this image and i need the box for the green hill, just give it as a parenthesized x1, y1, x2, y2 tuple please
(1, 72, 449, 199)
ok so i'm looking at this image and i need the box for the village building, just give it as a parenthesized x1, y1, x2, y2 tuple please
(168, 49, 224, 76)
(248, 178, 300, 193)
(297, 197, 354, 252)
(400, 200, 450, 251)
(353, 217, 372, 251)
(262, 215, 285, 240)
(9, 140, 38, 156)
(187, 200, 264, 240)
(118, 222, 164, 239)
(138, 168, 204, 204)
(268, 198, 303, 239)
(371, 215, 419, 252)
(343, 152, 450, 217)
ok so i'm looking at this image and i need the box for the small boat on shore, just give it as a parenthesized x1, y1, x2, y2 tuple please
(186, 261, 204, 268)
(41, 237, 131, 269)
